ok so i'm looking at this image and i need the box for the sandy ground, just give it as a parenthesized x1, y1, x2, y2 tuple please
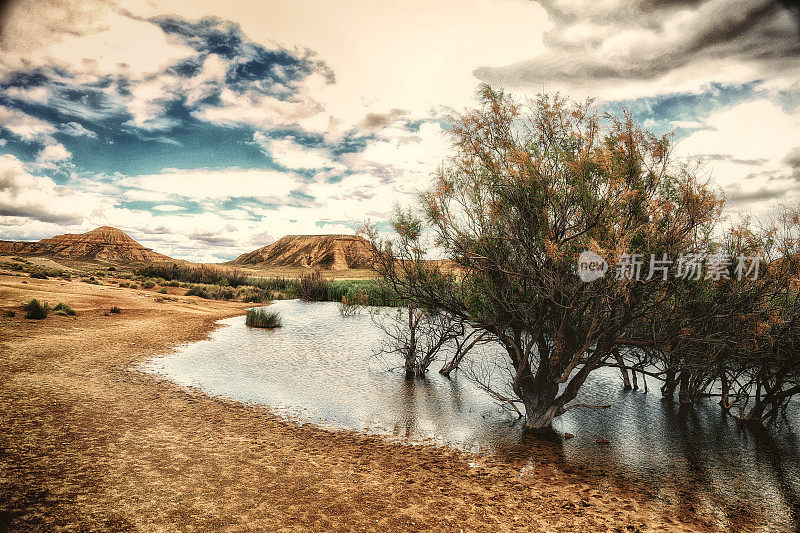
(0, 274, 716, 532)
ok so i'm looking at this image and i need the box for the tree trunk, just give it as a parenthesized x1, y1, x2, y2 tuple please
(678, 371, 692, 404)
(661, 370, 678, 400)
(405, 306, 416, 379)
(439, 359, 458, 377)
(518, 376, 562, 429)
(613, 349, 632, 390)
(719, 366, 730, 409)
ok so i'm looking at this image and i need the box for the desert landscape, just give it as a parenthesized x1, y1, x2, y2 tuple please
(3, 1, 800, 531)
(0, 246, 710, 532)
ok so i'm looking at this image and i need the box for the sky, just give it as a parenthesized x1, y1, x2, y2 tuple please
(0, 0, 798, 262)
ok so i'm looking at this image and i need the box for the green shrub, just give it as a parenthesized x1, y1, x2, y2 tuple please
(184, 283, 237, 300)
(53, 302, 76, 316)
(186, 285, 209, 299)
(142, 280, 156, 289)
(118, 281, 129, 288)
(238, 287, 270, 303)
(246, 308, 281, 328)
(24, 299, 49, 319)
(158, 287, 168, 294)
(29, 271, 48, 279)
(136, 264, 248, 287)
(110, 306, 121, 314)
(5, 310, 16, 317)
(298, 270, 328, 301)
(107, 266, 116, 272)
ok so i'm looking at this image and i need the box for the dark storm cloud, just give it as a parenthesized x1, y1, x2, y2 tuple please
(474, 0, 800, 90)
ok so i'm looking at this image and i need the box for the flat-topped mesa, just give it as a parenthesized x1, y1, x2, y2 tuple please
(0, 226, 174, 262)
(233, 234, 375, 270)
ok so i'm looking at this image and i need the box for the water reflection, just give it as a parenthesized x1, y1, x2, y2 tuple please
(142, 299, 800, 531)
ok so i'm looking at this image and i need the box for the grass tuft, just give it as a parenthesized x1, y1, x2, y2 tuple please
(24, 299, 49, 319)
(245, 308, 282, 328)
(53, 302, 76, 316)
(109, 306, 121, 314)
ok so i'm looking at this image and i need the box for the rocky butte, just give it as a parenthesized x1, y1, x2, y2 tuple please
(0, 226, 173, 262)
(232, 234, 374, 270)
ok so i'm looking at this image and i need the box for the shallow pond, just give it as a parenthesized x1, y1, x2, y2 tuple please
(141, 299, 800, 531)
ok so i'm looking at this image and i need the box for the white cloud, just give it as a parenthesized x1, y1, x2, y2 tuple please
(36, 143, 72, 163)
(259, 134, 334, 169)
(62, 121, 98, 138)
(4, 5, 196, 79)
(152, 204, 186, 212)
(2, 85, 51, 104)
(0, 153, 108, 224)
(119, 0, 550, 133)
(119, 167, 304, 201)
(677, 100, 800, 218)
(192, 86, 324, 130)
(0, 105, 57, 142)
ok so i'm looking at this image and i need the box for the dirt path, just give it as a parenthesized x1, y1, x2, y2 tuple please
(0, 274, 712, 532)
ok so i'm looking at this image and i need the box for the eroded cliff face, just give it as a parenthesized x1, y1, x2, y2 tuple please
(232, 234, 374, 270)
(0, 226, 173, 262)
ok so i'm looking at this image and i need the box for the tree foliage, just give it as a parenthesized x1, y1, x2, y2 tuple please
(365, 84, 798, 429)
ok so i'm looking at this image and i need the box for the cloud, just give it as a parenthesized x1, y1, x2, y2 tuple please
(474, 0, 800, 99)
(61, 121, 98, 138)
(36, 143, 71, 163)
(188, 229, 238, 247)
(784, 146, 800, 171)
(0, 153, 106, 224)
(258, 133, 334, 169)
(119, 167, 303, 200)
(0, 104, 56, 142)
(676, 99, 800, 216)
(359, 109, 407, 130)
(0, 1, 797, 262)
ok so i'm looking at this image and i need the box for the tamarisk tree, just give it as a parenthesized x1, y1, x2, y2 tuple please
(367, 85, 721, 429)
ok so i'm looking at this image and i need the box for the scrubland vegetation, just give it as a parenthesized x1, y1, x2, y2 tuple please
(19, 299, 75, 319)
(130, 264, 397, 305)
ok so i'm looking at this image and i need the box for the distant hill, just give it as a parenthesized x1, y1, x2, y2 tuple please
(0, 226, 174, 263)
(232, 234, 374, 270)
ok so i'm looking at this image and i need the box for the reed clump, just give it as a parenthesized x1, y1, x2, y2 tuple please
(245, 308, 282, 328)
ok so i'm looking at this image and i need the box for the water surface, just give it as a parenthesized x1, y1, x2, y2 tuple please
(142, 299, 800, 531)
